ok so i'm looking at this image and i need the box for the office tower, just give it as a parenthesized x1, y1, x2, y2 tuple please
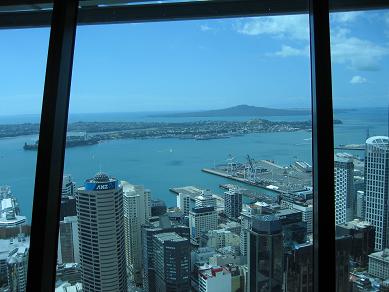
(122, 181, 150, 285)
(142, 219, 190, 292)
(60, 175, 77, 221)
(248, 215, 283, 292)
(0, 197, 26, 230)
(0, 235, 29, 292)
(56, 263, 81, 285)
(280, 192, 313, 234)
(195, 190, 216, 208)
(276, 209, 306, 245)
(198, 266, 232, 292)
(154, 232, 190, 291)
(7, 235, 29, 292)
(151, 199, 167, 216)
(177, 192, 196, 216)
(335, 235, 353, 292)
(356, 191, 366, 220)
(368, 249, 389, 280)
(57, 216, 79, 264)
(76, 173, 126, 292)
(364, 136, 389, 250)
(284, 243, 313, 292)
(189, 207, 218, 242)
(240, 205, 261, 259)
(336, 220, 375, 268)
(334, 156, 354, 224)
(354, 177, 365, 219)
(224, 189, 242, 219)
(62, 175, 76, 197)
(206, 229, 240, 250)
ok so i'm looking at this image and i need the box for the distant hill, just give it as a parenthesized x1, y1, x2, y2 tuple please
(151, 105, 312, 117)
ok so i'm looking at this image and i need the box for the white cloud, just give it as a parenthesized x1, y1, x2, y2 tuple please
(350, 75, 367, 84)
(331, 28, 389, 71)
(235, 14, 389, 71)
(200, 24, 211, 31)
(270, 45, 309, 57)
(235, 15, 309, 41)
(330, 11, 363, 24)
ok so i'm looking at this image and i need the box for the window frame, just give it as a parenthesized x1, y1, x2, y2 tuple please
(0, 0, 384, 291)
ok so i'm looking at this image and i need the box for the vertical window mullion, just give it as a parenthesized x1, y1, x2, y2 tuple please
(309, 0, 335, 291)
(26, 0, 79, 291)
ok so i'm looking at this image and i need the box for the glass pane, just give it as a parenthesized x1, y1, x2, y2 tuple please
(56, 12, 312, 291)
(0, 28, 50, 290)
(331, 9, 389, 291)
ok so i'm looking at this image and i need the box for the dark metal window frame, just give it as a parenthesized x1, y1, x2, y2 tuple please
(0, 0, 381, 291)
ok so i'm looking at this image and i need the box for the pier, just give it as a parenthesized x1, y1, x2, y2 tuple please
(202, 158, 312, 194)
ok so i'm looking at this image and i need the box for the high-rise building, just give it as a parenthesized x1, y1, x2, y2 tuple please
(354, 177, 365, 219)
(151, 199, 167, 216)
(122, 181, 150, 285)
(248, 215, 283, 292)
(189, 207, 218, 242)
(224, 190, 242, 220)
(62, 175, 76, 197)
(206, 229, 240, 250)
(177, 192, 196, 216)
(57, 216, 79, 264)
(6, 235, 29, 292)
(142, 219, 190, 292)
(364, 136, 389, 250)
(60, 175, 77, 221)
(335, 235, 353, 292)
(56, 263, 81, 285)
(356, 191, 366, 220)
(195, 190, 217, 209)
(76, 173, 127, 292)
(284, 243, 313, 292)
(334, 156, 354, 224)
(336, 219, 375, 268)
(0, 235, 29, 292)
(154, 232, 190, 291)
(368, 249, 389, 280)
(198, 266, 232, 292)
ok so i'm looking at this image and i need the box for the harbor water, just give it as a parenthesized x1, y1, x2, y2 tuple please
(0, 107, 387, 222)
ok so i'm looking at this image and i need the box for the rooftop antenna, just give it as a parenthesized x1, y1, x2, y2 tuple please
(366, 127, 370, 141)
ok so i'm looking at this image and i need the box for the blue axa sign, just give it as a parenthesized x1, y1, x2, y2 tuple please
(85, 181, 117, 191)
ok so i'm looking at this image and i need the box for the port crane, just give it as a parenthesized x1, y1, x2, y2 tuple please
(226, 154, 236, 175)
(244, 154, 257, 183)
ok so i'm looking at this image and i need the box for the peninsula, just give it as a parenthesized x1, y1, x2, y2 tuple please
(0, 118, 342, 150)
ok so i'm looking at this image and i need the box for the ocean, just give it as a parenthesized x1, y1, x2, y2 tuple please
(0, 107, 387, 222)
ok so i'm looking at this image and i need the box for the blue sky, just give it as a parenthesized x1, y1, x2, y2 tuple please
(0, 10, 389, 115)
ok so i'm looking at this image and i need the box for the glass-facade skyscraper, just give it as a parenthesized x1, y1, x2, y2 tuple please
(248, 215, 283, 292)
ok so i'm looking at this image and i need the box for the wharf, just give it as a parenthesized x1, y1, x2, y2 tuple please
(219, 184, 277, 203)
(335, 144, 364, 151)
(202, 158, 312, 194)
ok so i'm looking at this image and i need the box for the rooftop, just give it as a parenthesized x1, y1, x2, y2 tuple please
(369, 249, 389, 262)
(366, 136, 389, 148)
(154, 232, 187, 243)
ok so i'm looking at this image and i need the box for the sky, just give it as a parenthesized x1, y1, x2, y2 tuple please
(0, 10, 389, 115)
